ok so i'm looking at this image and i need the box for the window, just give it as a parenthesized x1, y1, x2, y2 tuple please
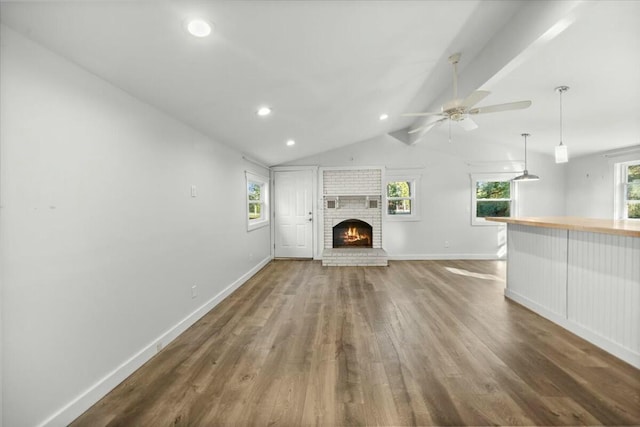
(387, 181, 412, 214)
(385, 175, 420, 221)
(246, 171, 269, 231)
(471, 174, 515, 226)
(615, 160, 640, 220)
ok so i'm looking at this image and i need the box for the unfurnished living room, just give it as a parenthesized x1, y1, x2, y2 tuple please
(1, 1, 639, 426)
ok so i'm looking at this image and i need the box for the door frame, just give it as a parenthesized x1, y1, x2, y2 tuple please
(271, 166, 319, 259)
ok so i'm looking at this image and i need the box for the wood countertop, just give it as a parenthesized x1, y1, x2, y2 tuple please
(485, 216, 640, 238)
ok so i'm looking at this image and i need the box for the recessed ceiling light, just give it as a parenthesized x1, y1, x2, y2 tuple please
(379, 113, 389, 121)
(257, 106, 272, 116)
(186, 19, 212, 38)
(286, 139, 296, 146)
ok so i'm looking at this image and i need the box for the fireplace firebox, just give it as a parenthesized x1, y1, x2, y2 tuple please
(332, 219, 373, 248)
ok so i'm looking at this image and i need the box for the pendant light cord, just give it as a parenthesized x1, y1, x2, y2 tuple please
(556, 85, 569, 147)
(559, 89, 564, 146)
(515, 133, 537, 181)
(524, 134, 528, 169)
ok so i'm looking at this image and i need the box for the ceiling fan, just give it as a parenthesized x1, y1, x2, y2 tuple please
(402, 52, 532, 137)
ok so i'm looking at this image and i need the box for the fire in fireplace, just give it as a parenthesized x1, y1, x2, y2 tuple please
(333, 219, 373, 248)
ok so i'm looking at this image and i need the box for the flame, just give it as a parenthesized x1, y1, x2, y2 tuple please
(342, 227, 370, 244)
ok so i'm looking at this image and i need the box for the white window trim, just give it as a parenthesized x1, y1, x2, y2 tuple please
(385, 174, 421, 221)
(246, 171, 270, 231)
(471, 173, 517, 226)
(614, 160, 640, 220)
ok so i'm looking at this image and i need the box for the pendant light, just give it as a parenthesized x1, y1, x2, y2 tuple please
(555, 86, 569, 163)
(513, 133, 539, 181)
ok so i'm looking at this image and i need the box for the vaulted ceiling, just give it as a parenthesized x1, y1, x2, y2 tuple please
(1, 1, 638, 166)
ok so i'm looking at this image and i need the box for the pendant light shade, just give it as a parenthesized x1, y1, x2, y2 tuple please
(513, 133, 540, 182)
(555, 144, 568, 163)
(555, 86, 569, 163)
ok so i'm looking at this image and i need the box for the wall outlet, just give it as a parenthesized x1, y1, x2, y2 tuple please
(444, 241, 450, 248)
(191, 284, 198, 298)
(190, 185, 197, 197)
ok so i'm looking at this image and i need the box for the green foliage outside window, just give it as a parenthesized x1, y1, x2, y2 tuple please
(627, 186, 640, 200)
(476, 181, 510, 199)
(387, 181, 411, 214)
(626, 165, 640, 201)
(248, 183, 261, 201)
(477, 201, 511, 217)
(476, 181, 511, 218)
(388, 200, 411, 214)
(249, 203, 261, 219)
(626, 165, 640, 218)
(248, 182, 262, 220)
(387, 181, 411, 197)
(627, 203, 640, 219)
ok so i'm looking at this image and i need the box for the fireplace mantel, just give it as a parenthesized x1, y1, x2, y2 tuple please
(325, 194, 380, 210)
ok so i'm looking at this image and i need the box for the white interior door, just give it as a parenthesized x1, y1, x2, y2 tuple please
(274, 170, 313, 258)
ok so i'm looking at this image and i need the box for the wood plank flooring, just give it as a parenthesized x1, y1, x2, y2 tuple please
(72, 260, 640, 426)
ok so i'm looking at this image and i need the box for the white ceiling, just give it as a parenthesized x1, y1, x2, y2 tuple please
(1, 1, 638, 166)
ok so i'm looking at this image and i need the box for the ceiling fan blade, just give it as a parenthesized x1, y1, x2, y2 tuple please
(469, 100, 532, 115)
(461, 90, 490, 108)
(408, 117, 447, 134)
(407, 125, 428, 134)
(458, 117, 478, 131)
(401, 111, 444, 117)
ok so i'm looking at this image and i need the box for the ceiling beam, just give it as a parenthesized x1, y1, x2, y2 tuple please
(389, 0, 588, 145)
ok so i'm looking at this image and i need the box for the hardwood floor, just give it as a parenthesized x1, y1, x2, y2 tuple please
(72, 260, 640, 426)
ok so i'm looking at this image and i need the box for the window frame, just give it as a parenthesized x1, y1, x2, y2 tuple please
(471, 174, 517, 226)
(614, 160, 640, 220)
(246, 171, 270, 231)
(384, 174, 421, 221)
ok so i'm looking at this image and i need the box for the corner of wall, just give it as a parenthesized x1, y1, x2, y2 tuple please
(39, 256, 272, 427)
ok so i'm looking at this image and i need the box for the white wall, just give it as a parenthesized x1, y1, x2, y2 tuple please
(283, 132, 566, 259)
(565, 147, 640, 218)
(0, 26, 271, 427)
(0, 140, 3, 427)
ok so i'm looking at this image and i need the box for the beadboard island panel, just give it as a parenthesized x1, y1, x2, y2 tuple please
(488, 216, 640, 368)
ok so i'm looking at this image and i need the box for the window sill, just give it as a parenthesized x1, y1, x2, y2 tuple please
(248, 220, 269, 232)
(472, 218, 507, 227)
(385, 214, 421, 222)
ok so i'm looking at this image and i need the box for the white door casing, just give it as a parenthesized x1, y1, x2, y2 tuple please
(274, 170, 313, 258)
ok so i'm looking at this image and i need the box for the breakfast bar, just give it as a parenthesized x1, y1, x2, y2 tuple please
(487, 216, 640, 368)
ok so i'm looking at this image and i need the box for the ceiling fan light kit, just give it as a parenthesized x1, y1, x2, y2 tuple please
(402, 52, 532, 139)
(555, 86, 570, 163)
(513, 133, 540, 182)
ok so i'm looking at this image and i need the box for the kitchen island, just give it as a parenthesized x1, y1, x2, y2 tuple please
(487, 216, 640, 368)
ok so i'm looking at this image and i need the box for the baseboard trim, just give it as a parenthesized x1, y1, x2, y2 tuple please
(504, 289, 567, 325)
(38, 256, 273, 427)
(505, 289, 640, 369)
(388, 253, 503, 261)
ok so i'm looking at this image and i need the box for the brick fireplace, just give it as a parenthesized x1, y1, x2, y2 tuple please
(321, 169, 388, 266)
